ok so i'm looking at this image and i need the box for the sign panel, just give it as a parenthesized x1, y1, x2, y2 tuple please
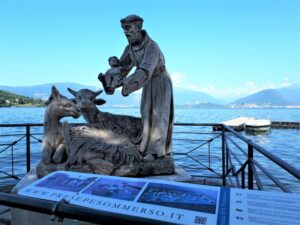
(18, 171, 300, 225)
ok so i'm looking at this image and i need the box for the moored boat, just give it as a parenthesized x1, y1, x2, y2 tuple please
(245, 119, 271, 132)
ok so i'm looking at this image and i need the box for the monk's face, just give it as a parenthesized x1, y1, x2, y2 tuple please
(122, 23, 141, 45)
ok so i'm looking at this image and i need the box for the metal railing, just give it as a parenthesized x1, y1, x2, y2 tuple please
(0, 123, 43, 182)
(0, 123, 299, 192)
(0, 192, 164, 225)
(172, 123, 224, 186)
(222, 125, 300, 192)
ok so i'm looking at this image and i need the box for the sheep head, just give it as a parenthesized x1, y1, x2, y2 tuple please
(67, 88, 106, 110)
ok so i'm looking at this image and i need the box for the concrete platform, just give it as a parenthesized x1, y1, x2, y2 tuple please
(214, 117, 255, 131)
(0, 205, 10, 225)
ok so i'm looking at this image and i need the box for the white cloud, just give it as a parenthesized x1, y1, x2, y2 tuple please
(168, 71, 294, 99)
(280, 77, 292, 87)
(169, 71, 282, 98)
(187, 82, 258, 98)
(186, 80, 292, 99)
(261, 81, 276, 89)
(170, 72, 186, 87)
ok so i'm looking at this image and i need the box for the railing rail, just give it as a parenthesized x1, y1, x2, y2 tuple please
(0, 124, 43, 180)
(0, 192, 162, 225)
(0, 123, 299, 193)
(223, 125, 300, 192)
(224, 125, 300, 179)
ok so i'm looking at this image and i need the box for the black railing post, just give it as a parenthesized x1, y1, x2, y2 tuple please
(225, 140, 229, 174)
(26, 125, 31, 173)
(222, 127, 226, 186)
(208, 142, 211, 169)
(11, 146, 14, 176)
(242, 167, 245, 188)
(248, 143, 254, 189)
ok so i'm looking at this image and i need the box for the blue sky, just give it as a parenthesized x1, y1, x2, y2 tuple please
(0, 0, 299, 100)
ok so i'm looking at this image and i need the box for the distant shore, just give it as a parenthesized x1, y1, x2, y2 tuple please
(1, 105, 300, 109)
(0, 104, 44, 108)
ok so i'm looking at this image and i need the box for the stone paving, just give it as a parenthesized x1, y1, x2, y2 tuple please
(0, 205, 10, 225)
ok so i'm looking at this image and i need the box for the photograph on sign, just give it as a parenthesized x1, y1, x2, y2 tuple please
(35, 172, 97, 192)
(82, 177, 146, 201)
(138, 183, 218, 214)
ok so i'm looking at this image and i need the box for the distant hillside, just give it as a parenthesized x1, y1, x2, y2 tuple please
(174, 88, 225, 105)
(176, 102, 224, 108)
(0, 82, 225, 107)
(277, 83, 300, 104)
(0, 83, 143, 107)
(0, 90, 44, 107)
(1, 82, 299, 108)
(229, 83, 300, 107)
(0, 82, 98, 100)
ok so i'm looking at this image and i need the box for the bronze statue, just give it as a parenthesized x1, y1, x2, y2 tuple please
(37, 15, 175, 178)
(100, 15, 174, 162)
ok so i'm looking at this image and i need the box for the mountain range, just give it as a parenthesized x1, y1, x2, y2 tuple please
(0, 82, 299, 107)
(229, 83, 300, 107)
(0, 83, 224, 107)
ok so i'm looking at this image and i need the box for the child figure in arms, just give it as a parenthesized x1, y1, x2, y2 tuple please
(98, 56, 123, 95)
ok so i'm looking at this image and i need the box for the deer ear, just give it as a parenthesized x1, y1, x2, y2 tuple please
(44, 96, 53, 106)
(94, 90, 103, 97)
(51, 86, 61, 99)
(94, 98, 106, 105)
(70, 98, 76, 104)
(68, 88, 78, 97)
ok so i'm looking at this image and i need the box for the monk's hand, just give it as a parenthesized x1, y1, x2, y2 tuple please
(121, 69, 148, 96)
(122, 89, 129, 96)
(122, 77, 139, 96)
(122, 80, 130, 96)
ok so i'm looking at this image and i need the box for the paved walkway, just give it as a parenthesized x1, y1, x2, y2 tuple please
(0, 205, 10, 225)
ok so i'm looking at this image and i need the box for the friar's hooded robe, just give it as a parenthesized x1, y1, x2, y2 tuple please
(119, 30, 174, 157)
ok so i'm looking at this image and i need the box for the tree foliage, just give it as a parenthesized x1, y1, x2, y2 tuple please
(0, 90, 45, 107)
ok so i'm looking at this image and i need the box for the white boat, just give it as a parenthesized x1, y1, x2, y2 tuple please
(245, 119, 271, 132)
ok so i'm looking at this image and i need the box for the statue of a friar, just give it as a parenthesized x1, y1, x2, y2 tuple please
(99, 15, 174, 162)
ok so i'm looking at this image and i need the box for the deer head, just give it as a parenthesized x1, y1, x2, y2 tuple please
(45, 86, 81, 119)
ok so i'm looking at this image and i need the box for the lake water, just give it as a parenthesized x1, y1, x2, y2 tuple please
(0, 107, 299, 192)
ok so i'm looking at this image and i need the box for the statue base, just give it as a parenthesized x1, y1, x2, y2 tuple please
(138, 155, 175, 176)
(36, 155, 175, 178)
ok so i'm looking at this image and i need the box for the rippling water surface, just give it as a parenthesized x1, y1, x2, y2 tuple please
(0, 107, 299, 192)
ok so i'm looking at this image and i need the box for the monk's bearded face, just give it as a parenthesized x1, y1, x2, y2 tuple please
(122, 23, 142, 45)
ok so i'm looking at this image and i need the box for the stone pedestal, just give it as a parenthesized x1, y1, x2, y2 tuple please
(37, 153, 176, 178)
(138, 155, 175, 176)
